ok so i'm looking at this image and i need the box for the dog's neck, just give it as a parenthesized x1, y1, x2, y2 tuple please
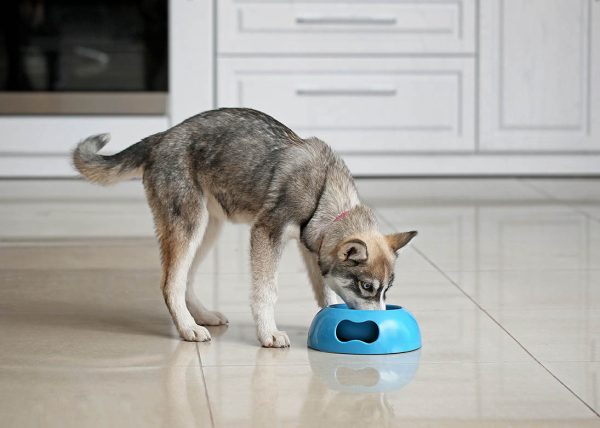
(300, 176, 373, 254)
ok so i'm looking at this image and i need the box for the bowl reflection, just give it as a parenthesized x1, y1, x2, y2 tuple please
(307, 347, 421, 393)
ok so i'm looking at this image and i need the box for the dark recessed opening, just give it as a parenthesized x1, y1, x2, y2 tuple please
(336, 320, 379, 343)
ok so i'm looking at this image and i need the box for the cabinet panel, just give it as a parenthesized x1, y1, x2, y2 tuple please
(218, 58, 475, 152)
(218, 0, 475, 54)
(0, 117, 168, 155)
(480, 0, 600, 151)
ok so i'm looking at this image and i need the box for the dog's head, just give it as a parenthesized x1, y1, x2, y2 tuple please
(321, 230, 417, 310)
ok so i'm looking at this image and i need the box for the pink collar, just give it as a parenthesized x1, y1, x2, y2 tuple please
(317, 210, 351, 254)
(334, 210, 350, 222)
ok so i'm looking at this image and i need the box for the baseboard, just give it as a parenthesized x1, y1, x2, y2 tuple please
(2, 153, 600, 177)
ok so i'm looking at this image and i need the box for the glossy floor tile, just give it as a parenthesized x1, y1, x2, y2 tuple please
(450, 269, 600, 310)
(378, 204, 599, 272)
(523, 179, 600, 202)
(356, 178, 548, 206)
(544, 362, 600, 414)
(202, 362, 599, 427)
(1, 178, 600, 426)
(0, 348, 212, 428)
(0, 312, 181, 369)
(522, 179, 600, 222)
(491, 309, 600, 363)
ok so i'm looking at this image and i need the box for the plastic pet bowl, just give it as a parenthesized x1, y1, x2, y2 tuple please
(307, 304, 421, 355)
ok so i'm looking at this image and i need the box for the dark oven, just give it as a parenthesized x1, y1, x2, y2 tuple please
(0, 0, 168, 115)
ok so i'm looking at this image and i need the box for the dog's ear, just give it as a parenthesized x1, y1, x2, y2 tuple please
(337, 239, 368, 263)
(386, 231, 418, 254)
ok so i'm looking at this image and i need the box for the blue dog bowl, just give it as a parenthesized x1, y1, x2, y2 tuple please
(307, 304, 421, 355)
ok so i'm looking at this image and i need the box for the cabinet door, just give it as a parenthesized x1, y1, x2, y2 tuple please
(218, 58, 475, 152)
(480, 0, 600, 152)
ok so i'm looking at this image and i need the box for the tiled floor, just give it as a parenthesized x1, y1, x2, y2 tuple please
(1, 178, 600, 427)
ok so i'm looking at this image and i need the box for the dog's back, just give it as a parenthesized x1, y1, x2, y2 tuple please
(74, 108, 348, 229)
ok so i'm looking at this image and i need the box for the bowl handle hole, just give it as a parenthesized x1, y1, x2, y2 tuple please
(336, 320, 379, 343)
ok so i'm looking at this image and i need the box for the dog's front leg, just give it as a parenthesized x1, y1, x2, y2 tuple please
(250, 224, 290, 348)
(299, 243, 338, 308)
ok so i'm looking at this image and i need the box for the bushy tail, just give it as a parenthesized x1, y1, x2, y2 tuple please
(72, 134, 149, 185)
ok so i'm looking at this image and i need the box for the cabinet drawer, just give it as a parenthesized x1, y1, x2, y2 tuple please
(218, 0, 475, 54)
(218, 58, 475, 152)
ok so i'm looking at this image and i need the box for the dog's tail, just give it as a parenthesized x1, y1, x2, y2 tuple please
(72, 134, 150, 185)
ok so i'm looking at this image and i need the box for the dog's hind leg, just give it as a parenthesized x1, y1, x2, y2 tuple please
(186, 215, 228, 326)
(145, 176, 211, 342)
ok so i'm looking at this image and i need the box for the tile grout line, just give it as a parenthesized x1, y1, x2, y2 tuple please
(374, 208, 600, 418)
(195, 343, 217, 428)
(411, 245, 600, 419)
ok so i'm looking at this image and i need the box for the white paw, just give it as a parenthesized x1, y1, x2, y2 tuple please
(191, 309, 229, 326)
(259, 330, 290, 348)
(179, 324, 211, 342)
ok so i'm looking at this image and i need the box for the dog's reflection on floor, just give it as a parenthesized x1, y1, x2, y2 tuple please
(164, 341, 209, 426)
(164, 338, 420, 425)
(302, 350, 420, 426)
(306, 348, 421, 393)
(250, 347, 421, 426)
(164, 326, 228, 425)
(301, 389, 395, 427)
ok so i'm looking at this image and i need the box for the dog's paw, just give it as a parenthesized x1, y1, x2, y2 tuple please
(259, 330, 290, 348)
(192, 309, 229, 326)
(179, 324, 211, 342)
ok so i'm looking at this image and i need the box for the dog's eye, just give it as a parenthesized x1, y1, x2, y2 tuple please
(359, 281, 373, 292)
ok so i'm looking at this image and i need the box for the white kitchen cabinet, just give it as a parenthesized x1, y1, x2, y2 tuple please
(218, 0, 476, 54)
(3, 0, 600, 176)
(480, 0, 600, 152)
(218, 58, 475, 152)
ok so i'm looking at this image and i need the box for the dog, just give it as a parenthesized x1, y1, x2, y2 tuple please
(72, 108, 417, 347)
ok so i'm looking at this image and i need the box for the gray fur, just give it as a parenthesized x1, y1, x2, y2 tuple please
(73, 132, 155, 185)
(72, 108, 417, 347)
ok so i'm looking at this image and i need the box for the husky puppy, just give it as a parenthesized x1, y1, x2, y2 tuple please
(73, 108, 417, 347)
